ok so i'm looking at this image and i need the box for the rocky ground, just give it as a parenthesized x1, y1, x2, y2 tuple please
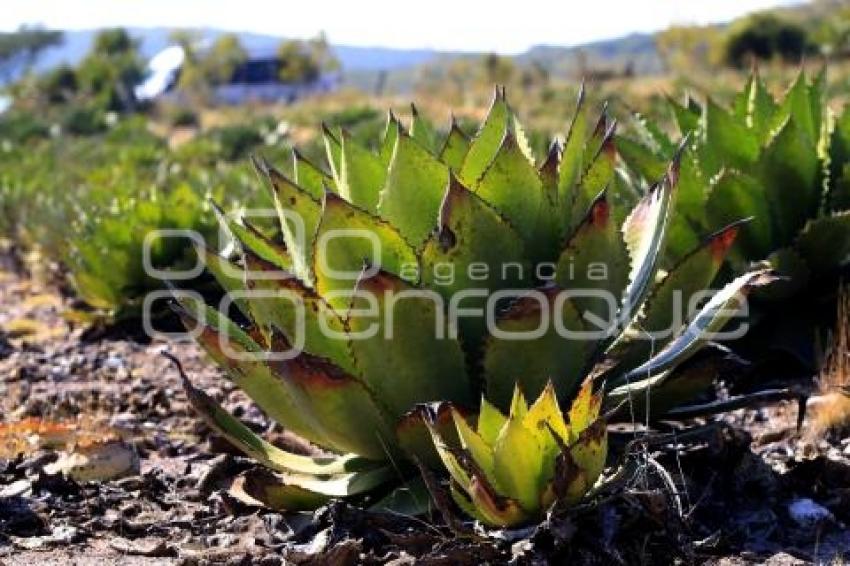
(1, 259, 849, 565)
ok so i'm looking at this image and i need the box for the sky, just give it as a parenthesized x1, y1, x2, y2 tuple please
(2, 0, 805, 53)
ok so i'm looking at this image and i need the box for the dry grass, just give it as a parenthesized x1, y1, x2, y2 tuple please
(808, 285, 850, 436)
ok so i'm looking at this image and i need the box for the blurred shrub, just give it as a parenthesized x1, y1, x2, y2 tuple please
(0, 111, 49, 143)
(62, 106, 107, 136)
(723, 13, 815, 68)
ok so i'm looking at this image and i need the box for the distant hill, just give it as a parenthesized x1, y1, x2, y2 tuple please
(29, 28, 450, 74)
(13, 27, 664, 93)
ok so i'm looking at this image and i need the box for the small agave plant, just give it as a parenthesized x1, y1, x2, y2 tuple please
(425, 381, 606, 527)
(173, 87, 771, 514)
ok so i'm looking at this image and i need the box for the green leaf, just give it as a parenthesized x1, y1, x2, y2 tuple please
(570, 127, 616, 234)
(179, 367, 383, 478)
(378, 128, 449, 246)
(492, 416, 543, 513)
(195, 243, 249, 318)
(420, 175, 527, 350)
(618, 161, 678, 331)
(339, 130, 386, 213)
(558, 87, 590, 217)
(668, 95, 700, 136)
(410, 103, 438, 153)
(619, 270, 776, 384)
(482, 286, 590, 410)
(231, 469, 330, 511)
(439, 118, 471, 171)
(459, 88, 509, 186)
(473, 130, 544, 254)
(292, 149, 332, 200)
(617, 222, 741, 366)
(701, 98, 759, 175)
(706, 170, 773, 261)
(741, 71, 779, 144)
(759, 116, 821, 246)
(242, 251, 354, 373)
(379, 110, 401, 167)
(556, 192, 629, 333)
(794, 211, 850, 274)
(313, 191, 418, 310)
(347, 268, 473, 419)
(617, 136, 667, 183)
(828, 107, 850, 212)
(322, 124, 343, 188)
(774, 70, 818, 146)
(256, 162, 320, 284)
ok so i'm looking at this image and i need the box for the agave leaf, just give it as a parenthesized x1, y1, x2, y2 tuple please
(339, 130, 386, 213)
(410, 103, 438, 153)
(231, 468, 331, 511)
(772, 70, 818, 145)
(180, 295, 396, 458)
(396, 403, 460, 468)
(459, 88, 510, 186)
(292, 150, 332, 200)
(605, 344, 740, 420)
(617, 222, 741, 367)
(242, 252, 354, 373)
(177, 355, 378, 476)
(482, 286, 589, 409)
(420, 175, 526, 350)
(258, 164, 321, 284)
(379, 110, 401, 167)
(620, 270, 776, 384)
(450, 483, 487, 522)
(426, 421, 472, 490)
(468, 476, 528, 527)
(173, 300, 349, 452)
(439, 118, 471, 171)
(558, 86, 590, 217)
(828, 108, 850, 212)
(617, 136, 667, 182)
(794, 211, 850, 274)
(477, 398, 508, 446)
(567, 379, 603, 440)
(632, 110, 676, 155)
(665, 152, 707, 264)
(492, 414, 544, 513)
(473, 130, 544, 254)
(700, 98, 759, 175)
(571, 124, 616, 233)
(760, 116, 821, 246)
(378, 128, 450, 246)
(212, 200, 292, 272)
(313, 191, 418, 310)
(668, 95, 700, 136)
(556, 192, 630, 334)
(275, 467, 394, 497)
(195, 243, 249, 318)
(347, 268, 473, 419)
(618, 161, 678, 332)
(263, 330, 401, 460)
(322, 124, 343, 188)
(706, 171, 773, 261)
(451, 408, 497, 483)
(565, 419, 607, 501)
(740, 71, 779, 144)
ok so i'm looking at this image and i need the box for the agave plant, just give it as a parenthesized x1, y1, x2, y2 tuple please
(424, 381, 606, 527)
(619, 69, 850, 287)
(618, 70, 850, 366)
(174, 87, 771, 511)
